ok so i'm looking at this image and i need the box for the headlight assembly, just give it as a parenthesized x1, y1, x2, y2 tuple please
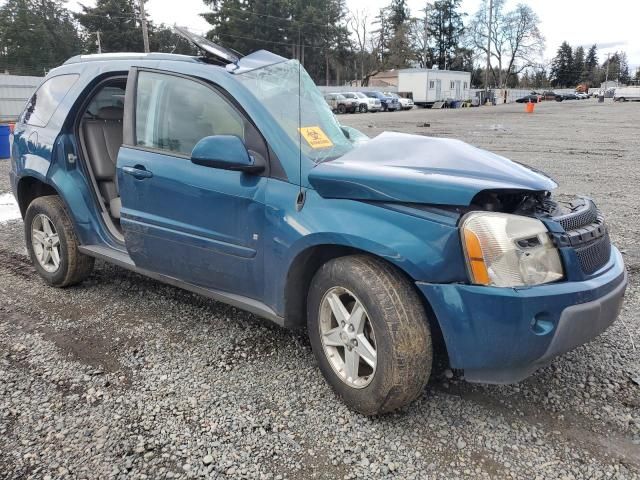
(461, 212, 564, 287)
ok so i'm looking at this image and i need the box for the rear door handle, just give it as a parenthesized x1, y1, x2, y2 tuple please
(122, 165, 153, 179)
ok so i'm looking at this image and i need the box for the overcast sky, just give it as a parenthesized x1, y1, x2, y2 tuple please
(72, 0, 640, 69)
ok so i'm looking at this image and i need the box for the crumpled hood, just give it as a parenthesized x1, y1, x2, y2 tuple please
(307, 132, 557, 206)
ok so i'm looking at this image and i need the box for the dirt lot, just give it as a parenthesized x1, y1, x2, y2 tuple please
(1, 99, 639, 479)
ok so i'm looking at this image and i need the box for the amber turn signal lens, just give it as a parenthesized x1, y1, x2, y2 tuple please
(463, 229, 490, 285)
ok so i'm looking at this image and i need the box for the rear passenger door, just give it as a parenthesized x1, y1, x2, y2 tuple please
(117, 69, 268, 300)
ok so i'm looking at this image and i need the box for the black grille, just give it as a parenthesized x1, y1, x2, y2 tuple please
(552, 199, 611, 275)
(555, 201, 599, 231)
(575, 232, 612, 274)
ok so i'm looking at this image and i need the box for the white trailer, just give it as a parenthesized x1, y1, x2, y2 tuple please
(397, 69, 471, 107)
(613, 86, 640, 102)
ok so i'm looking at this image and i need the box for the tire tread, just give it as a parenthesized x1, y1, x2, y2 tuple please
(25, 195, 94, 287)
(308, 254, 432, 415)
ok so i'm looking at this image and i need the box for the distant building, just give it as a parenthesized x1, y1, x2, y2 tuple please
(397, 68, 471, 106)
(368, 70, 399, 88)
(0, 74, 42, 121)
(600, 80, 620, 90)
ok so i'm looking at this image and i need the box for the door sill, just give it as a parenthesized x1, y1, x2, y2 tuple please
(78, 245, 284, 326)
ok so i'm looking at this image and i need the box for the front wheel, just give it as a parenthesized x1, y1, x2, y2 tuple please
(359, 104, 368, 113)
(25, 195, 94, 287)
(307, 255, 433, 415)
(337, 104, 347, 114)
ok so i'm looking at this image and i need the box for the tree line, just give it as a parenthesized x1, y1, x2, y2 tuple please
(549, 42, 633, 88)
(0, 0, 637, 89)
(0, 0, 195, 76)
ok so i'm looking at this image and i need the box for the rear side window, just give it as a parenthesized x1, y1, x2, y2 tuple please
(21, 74, 79, 127)
(135, 71, 249, 156)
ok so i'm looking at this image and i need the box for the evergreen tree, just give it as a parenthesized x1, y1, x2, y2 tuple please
(76, 0, 142, 53)
(201, 0, 289, 58)
(584, 44, 598, 86)
(428, 0, 465, 70)
(0, 0, 82, 75)
(371, 8, 391, 68)
(600, 52, 631, 85)
(202, 0, 351, 85)
(550, 41, 573, 87)
(389, 0, 409, 27)
(573, 46, 585, 84)
(385, 0, 412, 69)
(149, 25, 198, 55)
(618, 52, 630, 84)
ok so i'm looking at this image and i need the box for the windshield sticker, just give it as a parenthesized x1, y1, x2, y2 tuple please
(299, 126, 334, 149)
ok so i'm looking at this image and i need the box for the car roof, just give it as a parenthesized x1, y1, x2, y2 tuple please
(64, 52, 201, 65)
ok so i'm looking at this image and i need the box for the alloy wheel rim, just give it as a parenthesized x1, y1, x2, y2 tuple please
(318, 287, 377, 389)
(31, 214, 61, 273)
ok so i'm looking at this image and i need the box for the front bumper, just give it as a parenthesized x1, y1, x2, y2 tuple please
(417, 246, 627, 383)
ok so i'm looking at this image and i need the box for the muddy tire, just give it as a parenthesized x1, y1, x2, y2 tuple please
(307, 255, 432, 415)
(25, 195, 94, 287)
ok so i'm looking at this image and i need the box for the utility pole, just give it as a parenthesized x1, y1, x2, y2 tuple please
(423, 4, 429, 68)
(379, 8, 385, 68)
(138, 0, 150, 53)
(484, 0, 493, 94)
(604, 52, 610, 97)
(95, 31, 102, 54)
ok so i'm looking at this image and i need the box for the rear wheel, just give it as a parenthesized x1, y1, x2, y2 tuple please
(25, 196, 94, 287)
(618, 97, 626, 102)
(337, 104, 347, 114)
(307, 255, 432, 415)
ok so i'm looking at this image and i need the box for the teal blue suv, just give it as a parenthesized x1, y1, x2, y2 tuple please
(9, 30, 627, 414)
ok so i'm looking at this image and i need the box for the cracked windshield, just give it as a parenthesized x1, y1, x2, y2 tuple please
(236, 59, 362, 163)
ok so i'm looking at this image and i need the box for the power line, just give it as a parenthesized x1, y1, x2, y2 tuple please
(72, 5, 339, 31)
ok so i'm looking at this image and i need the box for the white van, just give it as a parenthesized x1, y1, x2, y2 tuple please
(613, 86, 640, 102)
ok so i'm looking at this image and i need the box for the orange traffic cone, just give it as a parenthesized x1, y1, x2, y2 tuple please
(525, 102, 535, 113)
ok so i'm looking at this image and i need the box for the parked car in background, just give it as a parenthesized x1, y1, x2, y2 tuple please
(613, 86, 640, 102)
(353, 92, 381, 112)
(515, 94, 540, 103)
(364, 91, 400, 111)
(562, 92, 579, 100)
(575, 92, 588, 100)
(540, 90, 563, 101)
(385, 92, 414, 110)
(343, 92, 381, 113)
(324, 93, 357, 114)
(10, 29, 628, 416)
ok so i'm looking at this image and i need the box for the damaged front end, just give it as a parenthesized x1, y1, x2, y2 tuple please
(467, 190, 612, 280)
(457, 189, 613, 288)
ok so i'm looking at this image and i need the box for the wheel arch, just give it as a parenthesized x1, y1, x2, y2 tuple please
(284, 243, 446, 350)
(16, 175, 59, 218)
(283, 243, 449, 364)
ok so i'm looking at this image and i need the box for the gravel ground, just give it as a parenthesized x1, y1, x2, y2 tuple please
(1, 99, 639, 480)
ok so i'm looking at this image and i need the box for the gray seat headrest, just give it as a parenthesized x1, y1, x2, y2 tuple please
(97, 106, 124, 121)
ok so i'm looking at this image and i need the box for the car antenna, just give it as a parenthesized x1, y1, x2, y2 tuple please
(296, 26, 305, 211)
